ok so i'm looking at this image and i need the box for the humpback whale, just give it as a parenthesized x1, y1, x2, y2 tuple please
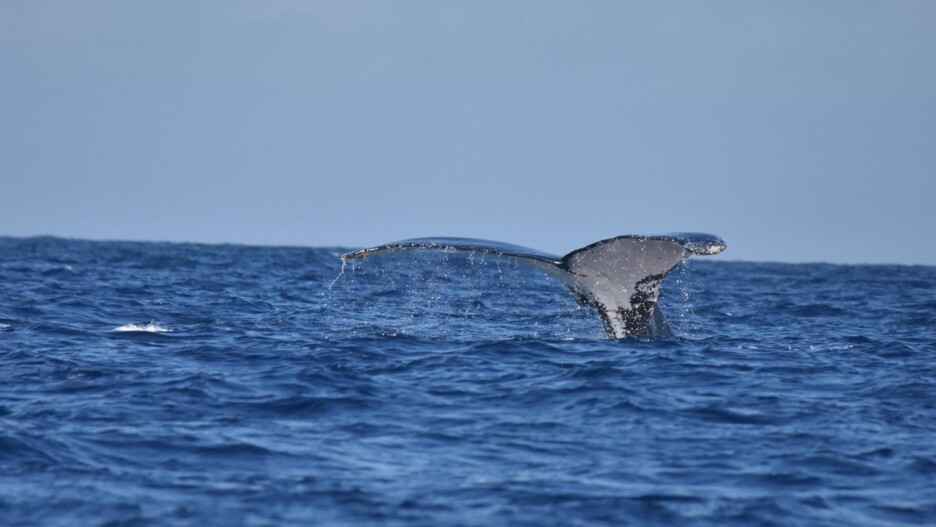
(341, 233, 726, 339)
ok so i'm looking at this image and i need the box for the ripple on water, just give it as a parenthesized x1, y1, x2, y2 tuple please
(0, 238, 934, 527)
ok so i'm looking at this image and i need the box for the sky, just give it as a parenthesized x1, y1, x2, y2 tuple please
(2, 1, 934, 264)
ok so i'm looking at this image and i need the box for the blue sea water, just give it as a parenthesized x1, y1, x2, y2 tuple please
(0, 236, 934, 527)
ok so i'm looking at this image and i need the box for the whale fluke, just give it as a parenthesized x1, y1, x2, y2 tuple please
(341, 233, 726, 339)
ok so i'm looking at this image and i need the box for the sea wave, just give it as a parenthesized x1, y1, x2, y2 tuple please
(0, 236, 933, 527)
(112, 322, 171, 333)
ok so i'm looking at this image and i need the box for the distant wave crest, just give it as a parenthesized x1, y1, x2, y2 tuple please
(113, 322, 171, 333)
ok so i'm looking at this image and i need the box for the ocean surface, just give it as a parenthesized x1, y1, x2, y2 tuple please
(1, 236, 934, 527)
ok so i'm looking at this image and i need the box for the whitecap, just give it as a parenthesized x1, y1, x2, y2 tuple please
(113, 322, 171, 333)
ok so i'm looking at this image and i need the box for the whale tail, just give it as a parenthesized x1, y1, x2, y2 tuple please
(341, 233, 725, 339)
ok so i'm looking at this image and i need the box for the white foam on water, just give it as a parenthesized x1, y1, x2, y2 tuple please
(113, 322, 171, 333)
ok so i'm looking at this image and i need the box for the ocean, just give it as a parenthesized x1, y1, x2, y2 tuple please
(0, 236, 933, 526)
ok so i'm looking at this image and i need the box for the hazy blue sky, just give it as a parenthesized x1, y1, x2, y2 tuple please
(2, 1, 934, 264)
